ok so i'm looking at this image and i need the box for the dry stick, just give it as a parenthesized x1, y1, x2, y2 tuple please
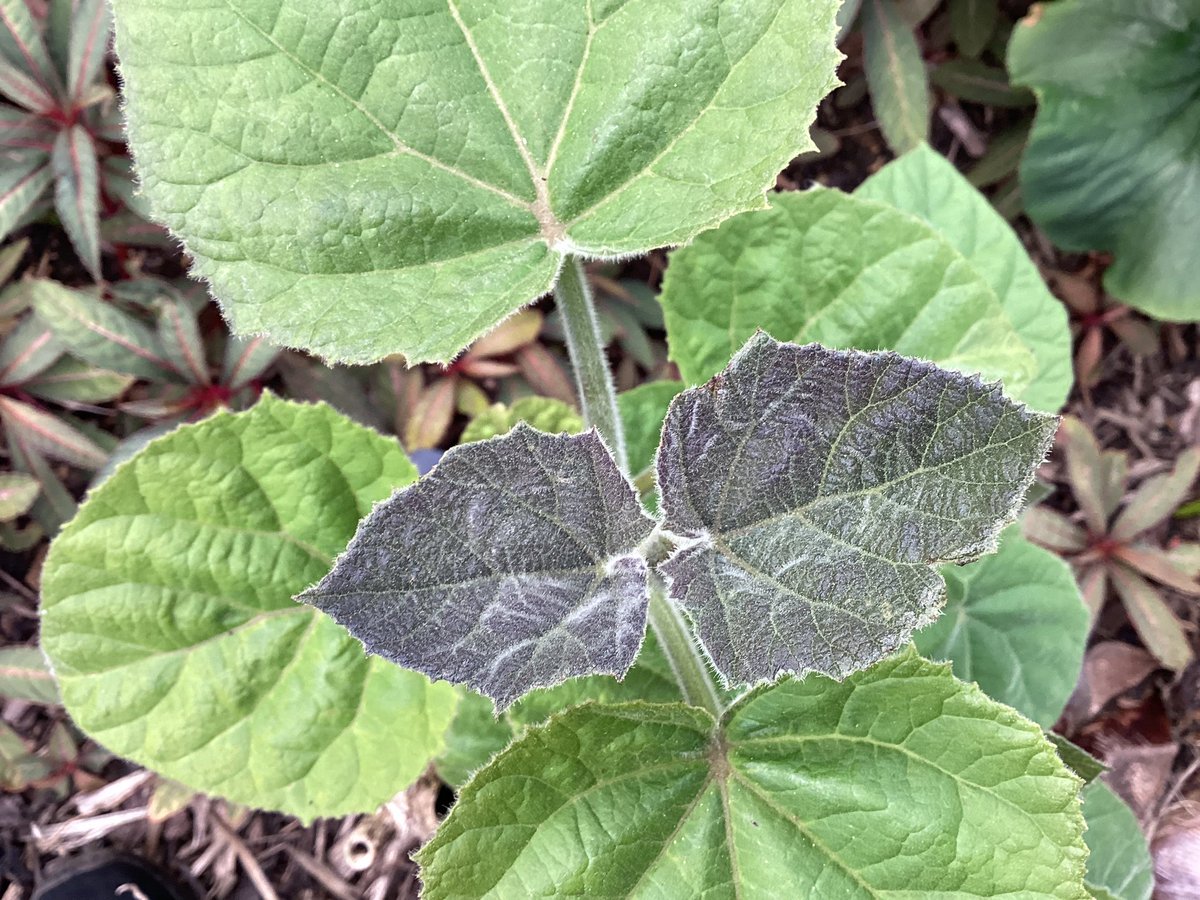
(212, 812, 280, 900)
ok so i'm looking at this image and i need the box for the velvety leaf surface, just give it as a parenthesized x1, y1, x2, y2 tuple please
(113, 0, 841, 364)
(303, 425, 656, 709)
(656, 334, 1056, 685)
(40, 395, 456, 819)
(915, 526, 1088, 726)
(659, 190, 1036, 393)
(1080, 782, 1154, 900)
(857, 144, 1073, 412)
(1008, 0, 1200, 321)
(418, 650, 1088, 898)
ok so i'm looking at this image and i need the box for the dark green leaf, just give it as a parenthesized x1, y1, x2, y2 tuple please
(1047, 733, 1106, 785)
(863, 0, 929, 153)
(949, 0, 998, 57)
(932, 58, 1035, 107)
(0, 315, 63, 385)
(0, 395, 108, 468)
(66, 0, 111, 102)
(1009, 0, 1200, 321)
(0, 153, 52, 242)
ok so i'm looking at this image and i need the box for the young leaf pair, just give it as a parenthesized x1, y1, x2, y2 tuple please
(303, 332, 1056, 708)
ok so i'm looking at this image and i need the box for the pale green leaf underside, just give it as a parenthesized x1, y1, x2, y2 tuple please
(1008, 0, 1200, 322)
(857, 144, 1074, 413)
(660, 189, 1038, 395)
(113, 0, 841, 364)
(915, 526, 1089, 727)
(39, 395, 457, 819)
(302, 425, 657, 709)
(1080, 782, 1154, 900)
(657, 334, 1057, 685)
(418, 649, 1088, 899)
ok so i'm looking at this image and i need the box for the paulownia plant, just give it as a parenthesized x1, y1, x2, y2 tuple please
(38, 1, 1113, 895)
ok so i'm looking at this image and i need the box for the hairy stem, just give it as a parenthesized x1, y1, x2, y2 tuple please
(556, 254, 721, 717)
(647, 581, 723, 717)
(555, 256, 627, 472)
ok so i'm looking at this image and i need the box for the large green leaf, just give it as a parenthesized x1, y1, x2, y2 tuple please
(1080, 782, 1154, 900)
(113, 0, 841, 364)
(40, 395, 457, 819)
(857, 144, 1073, 413)
(418, 649, 1089, 898)
(302, 425, 657, 709)
(1008, 0, 1200, 321)
(659, 189, 1037, 393)
(617, 380, 683, 477)
(914, 526, 1089, 726)
(656, 334, 1055, 685)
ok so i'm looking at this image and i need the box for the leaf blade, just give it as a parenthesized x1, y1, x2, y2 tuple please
(302, 425, 657, 708)
(862, 0, 929, 154)
(656, 334, 1057, 685)
(39, 395, 457, 818)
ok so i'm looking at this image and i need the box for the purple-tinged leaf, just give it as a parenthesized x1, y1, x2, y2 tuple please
(656, 333, 1057, 686)
(0, 56, 55, 111)
(0, 110, 57, 151)
(1113, 544, 1200, 597)
(0, 645, 58, 703)
(66, 0, 109, 103)
(0, 395, 107, 468)
(1078, 564, 1108, 620)
(404, 375, 456, 451)
(1111, 448, 1200, 541)
(0, 152, 51, 242)
(1109, 563, 1193, 671)
(1098, 450, 1128, 524)
(1059, 416, 1110, 535)
(23, 358, 132, 404)
(0, 0, 60, 101)
(1023, 505, 1089, 553)
(0, 315, 62, 385)
(219, 335, 277, 391)
(51, 125, 101, 277)
(155, 296, 209, 385)
(29, 279, 174, 380)
(302, 426, 657, 709)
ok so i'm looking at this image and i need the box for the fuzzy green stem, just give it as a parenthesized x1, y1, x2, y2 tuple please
(647, 583, 723, 717)
(554, 256, 627, 472)
(555, 254, 721, 718)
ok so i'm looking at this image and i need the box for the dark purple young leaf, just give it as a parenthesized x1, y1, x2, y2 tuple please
(656, 333, 1057, 685)
(302, 425, 656, 708)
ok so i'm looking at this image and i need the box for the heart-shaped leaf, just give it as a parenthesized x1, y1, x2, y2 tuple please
(857, 144, 1072, 413)
(40, 395, 456, 819)
(659, 189, 1037, 396)
(656, 333, 1056, 685)
(302, 425, 657, 709)
(1008, 0, 1200, 321)
(114, 0, 841, 363)
(915, 526, 1089, 726)
(418, 649, 1088, 898)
